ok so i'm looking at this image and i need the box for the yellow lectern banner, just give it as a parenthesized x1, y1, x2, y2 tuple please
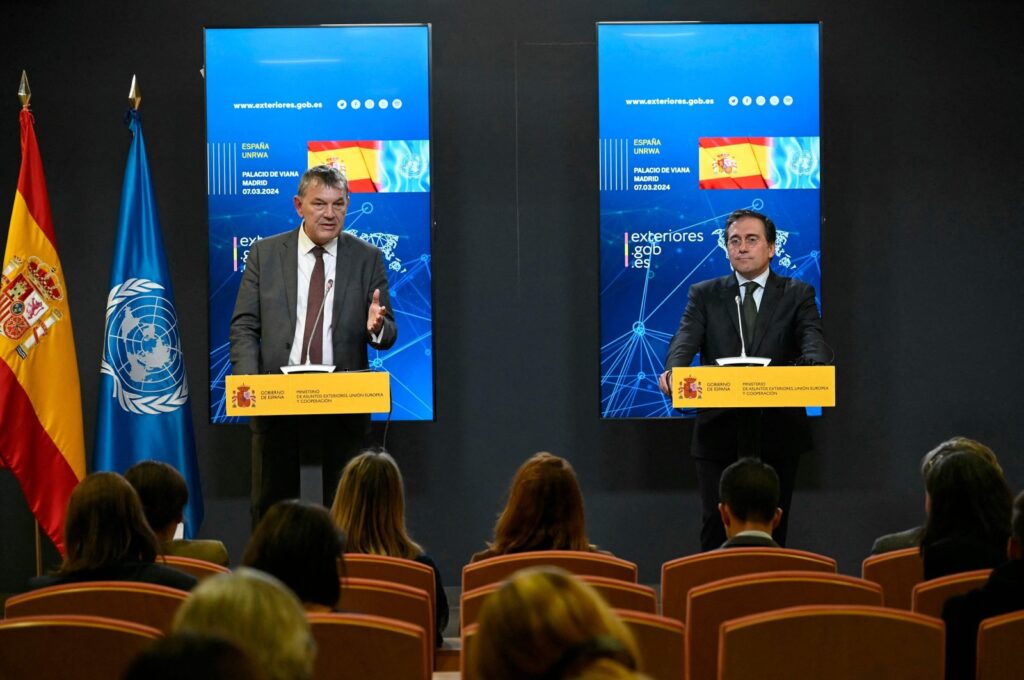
(225, 372, 390, 416)
(671, 366, 835, 408)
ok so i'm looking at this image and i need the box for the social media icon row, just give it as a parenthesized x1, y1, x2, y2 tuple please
(727, 95, 793, 107)
(337, 99, 404, 110)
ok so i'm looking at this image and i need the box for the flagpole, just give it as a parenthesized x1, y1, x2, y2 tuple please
(34, 520, 42, 576)
(129, 74, 141, 110)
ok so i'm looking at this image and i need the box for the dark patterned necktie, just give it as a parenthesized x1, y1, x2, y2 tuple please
(742, 281, 760, 345)
(301, 246, 326, 364)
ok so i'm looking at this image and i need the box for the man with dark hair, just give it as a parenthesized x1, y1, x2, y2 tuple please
(718, 458, 783, 548)
(230, 165, 397, 525)
(870, 436, 1001, 555)
(125, 460, 229, 566)
(659, 209, 829, 551)
(942, 489, 1024, 679)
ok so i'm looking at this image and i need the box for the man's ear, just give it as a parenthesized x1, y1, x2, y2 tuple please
(770, 507, 783, 530)
(718, 502, 732, 528)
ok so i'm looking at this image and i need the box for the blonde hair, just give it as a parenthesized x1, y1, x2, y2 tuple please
(329, 450, 422, 559)
(473, 567, 641, 680)
(173, 568, 315, 680)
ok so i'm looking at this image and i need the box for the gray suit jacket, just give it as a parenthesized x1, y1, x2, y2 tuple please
(230, 228, 397, 375)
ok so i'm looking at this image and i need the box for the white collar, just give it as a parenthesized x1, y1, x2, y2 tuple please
(735, 268, 770, 289)
(298, 225, 338, 258)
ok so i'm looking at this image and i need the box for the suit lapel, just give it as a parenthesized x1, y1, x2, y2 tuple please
(750, 270, 782, 353)
(720, 274, 741, 342)
(280, 229, 299, 330)
(331, 233, 356, 344)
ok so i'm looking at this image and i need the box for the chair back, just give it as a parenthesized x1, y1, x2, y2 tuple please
(338, 577, 433, 665)
(460, 622, 480, 680)
(862, 547, 924, 609)
(660, 547, 836, 623)
(462, 550, 637, 592)
(615, 609, 685, 680)
(159, 555, 230, 580)
(4, 581, 188, 632)
(718, 605, 944, 680)
(976, 610, 1024, 680)
(308, 612, 429, 680)
(343, 554, 436, 623)
(0, 614, 161, 680)
(685, 571, 883, 680)
(911, 568, 992, 618)
(460, 575, 656, 631)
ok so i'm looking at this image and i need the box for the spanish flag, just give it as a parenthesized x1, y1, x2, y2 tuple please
(0, 107, 86, 554)
(699, 137, 773, 189)
(307, 140, 381, 192)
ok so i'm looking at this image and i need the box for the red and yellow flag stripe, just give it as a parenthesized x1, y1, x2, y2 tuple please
(307, 140, 381, 192)
(0, 109, 85, 554)
(698, 136, 772, 190)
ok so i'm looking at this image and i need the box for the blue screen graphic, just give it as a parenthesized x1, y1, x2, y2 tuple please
(205, 26, 433, 423)
(598, 23, 822, 418)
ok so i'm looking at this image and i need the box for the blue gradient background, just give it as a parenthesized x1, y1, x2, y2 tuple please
(205, 26, 433, 423)
(598, 23, 821, 419)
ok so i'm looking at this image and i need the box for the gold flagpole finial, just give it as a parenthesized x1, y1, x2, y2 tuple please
(18, 71, 31, 108)
(128, 74, 141, 110)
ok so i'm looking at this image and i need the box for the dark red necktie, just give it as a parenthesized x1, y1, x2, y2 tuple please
(301, 246, 326, 364)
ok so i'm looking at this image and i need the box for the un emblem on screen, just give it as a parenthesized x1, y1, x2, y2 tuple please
(100, 278, 189, 415)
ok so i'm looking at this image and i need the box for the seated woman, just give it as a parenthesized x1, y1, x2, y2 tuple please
(241, 499, 345, 612)
(473, 566, 646, 680)
(173, 568, 315, 680)
(29, 472, 196, 591)
(472, 451, 603, 562)
(329, 449, 449, 645)
(920, 450, 1013, 580)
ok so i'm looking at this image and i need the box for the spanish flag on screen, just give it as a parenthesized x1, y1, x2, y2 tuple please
(307, 141, 382, 192)
(699, 137, 773, 189)
(0, 108, 86, 554)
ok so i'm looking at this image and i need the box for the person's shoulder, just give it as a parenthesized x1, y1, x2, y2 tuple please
(413, 552, 439, 569)
(691, 273, 735, 296)
(770, 270, 815, 294)
(470, 547, 499, 563)
(253, 228, 299, 251)
(870, 527, 922, 555)
(339, 230, 381, 256)
(166, 539, 230, 567)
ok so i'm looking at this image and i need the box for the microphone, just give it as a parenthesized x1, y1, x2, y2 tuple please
(304, 279, 334, 365)
(734, 295, 749, 359)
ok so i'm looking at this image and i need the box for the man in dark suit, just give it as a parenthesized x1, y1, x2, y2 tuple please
(230, 165, 397, 524)
(718, 458, 782, 549)
(942, 489, 1024, 680)
(658, 209, 828, 551)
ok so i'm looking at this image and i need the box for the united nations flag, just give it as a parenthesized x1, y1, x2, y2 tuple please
(94, 103, 203, 538)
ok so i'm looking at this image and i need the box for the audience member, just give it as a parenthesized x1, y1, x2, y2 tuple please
(920, 450, 1012, 580)
(942, 489, 1024, 680)
(173, 568, 315, 680)
(473, 566, 646, 680)
(472, 452, 603, 562)
(871, 437, 1001, 555)
(718, 458, 782, 548)
(242, 499, 345, 612)
(125, 460, 230, 566)
(123, 632, 266, 680)
(330, 449, 449, 644)
(29, 472, 196, 591)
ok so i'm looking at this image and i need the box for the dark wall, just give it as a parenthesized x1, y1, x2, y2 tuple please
(2, 0, 1023, 591)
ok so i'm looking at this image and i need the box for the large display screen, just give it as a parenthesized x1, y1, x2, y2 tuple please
(205, 26, 433, 423)
(598, 23, 822, 418)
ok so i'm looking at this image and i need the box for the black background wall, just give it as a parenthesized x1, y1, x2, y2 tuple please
(2, 0, 1023, 592)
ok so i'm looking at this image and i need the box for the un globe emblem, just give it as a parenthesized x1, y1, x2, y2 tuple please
(100, 278, 189, 414)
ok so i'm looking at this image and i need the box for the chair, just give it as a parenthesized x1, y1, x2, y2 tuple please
(308, 612, 430, 680)
(912, 568, 992, 618)
(0, 614, 162, 680)
(4, 581, 188, 632)
(342, 554, 437, 626)
(862, 546, 924, 609)
(460, 622, 480, 680)
(159, 554, 230, 580)
(718, 605, 945, 680)
(460, 575, 656, 630)
(685, 571, 883, 680)
(660, 547, 836, 624)
(338, 577, 434, 665)
(615, 609, 685, 680)
(462, 550, 638, 592)
(976, 610, 1024, 680)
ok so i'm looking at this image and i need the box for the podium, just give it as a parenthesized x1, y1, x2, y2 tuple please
(225, 372, 391, 416)
(671, 366, 835, 409)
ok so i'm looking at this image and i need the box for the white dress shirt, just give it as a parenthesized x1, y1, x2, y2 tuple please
(288, 227, 337, 366)
(735, 268, 770, 310)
